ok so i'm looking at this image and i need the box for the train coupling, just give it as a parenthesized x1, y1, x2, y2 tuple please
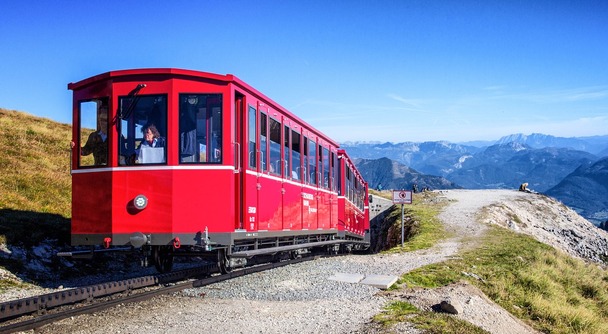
(200, 226, 213, 251)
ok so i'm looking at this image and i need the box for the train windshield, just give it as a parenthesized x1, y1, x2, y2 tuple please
(118, 94, 168, 165)
(179, 94, 222, 163)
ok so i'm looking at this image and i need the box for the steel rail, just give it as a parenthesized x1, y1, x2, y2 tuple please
(0, 256, 317, 333)
(0, 264, 214, 322)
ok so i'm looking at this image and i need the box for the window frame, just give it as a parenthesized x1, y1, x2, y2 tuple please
(178, 93, 224, 164)
(77, 97, 109, 168)
(117, 93, 169, 166)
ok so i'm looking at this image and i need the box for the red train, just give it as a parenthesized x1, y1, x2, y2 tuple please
(67, 68, 369, 272)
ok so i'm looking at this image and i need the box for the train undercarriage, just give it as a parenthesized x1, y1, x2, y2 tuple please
(60, 232, 369, 274)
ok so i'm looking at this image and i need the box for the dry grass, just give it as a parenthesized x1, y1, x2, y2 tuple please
(0, 108, 72, 251)
(0, 108, 72, 216)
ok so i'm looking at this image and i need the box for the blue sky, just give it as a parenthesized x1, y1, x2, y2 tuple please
(1, 1, 607, 143)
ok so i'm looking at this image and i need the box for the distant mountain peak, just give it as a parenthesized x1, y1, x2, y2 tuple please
(497, 133, 551, 144)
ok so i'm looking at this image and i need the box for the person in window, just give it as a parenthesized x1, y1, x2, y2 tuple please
(73, 106, 108, 165)
(139, 124, 165, 148)
(137, 124, 166, 163)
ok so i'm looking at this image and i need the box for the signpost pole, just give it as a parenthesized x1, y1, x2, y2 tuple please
(401, 203, 404, 247)
(392, 189, 412, 249)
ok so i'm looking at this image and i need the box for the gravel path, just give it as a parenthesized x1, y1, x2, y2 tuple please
(17, 190, 561, 333)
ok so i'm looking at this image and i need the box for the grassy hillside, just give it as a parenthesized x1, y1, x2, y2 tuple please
(372, 193, 608, 334)
(0, 108, 72, 247)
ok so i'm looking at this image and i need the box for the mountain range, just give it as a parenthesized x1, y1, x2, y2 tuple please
(344, 133, 608, 225)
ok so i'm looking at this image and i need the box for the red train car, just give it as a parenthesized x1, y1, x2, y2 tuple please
(67, 68, 369, 272)
(338, 149, 370, 243)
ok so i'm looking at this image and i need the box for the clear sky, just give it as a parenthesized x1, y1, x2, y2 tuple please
(1, 1, 607, 143)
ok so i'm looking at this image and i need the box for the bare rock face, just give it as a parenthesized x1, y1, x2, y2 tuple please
(481, 193, 608, 264)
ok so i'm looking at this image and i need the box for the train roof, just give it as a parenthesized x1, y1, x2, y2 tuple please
(338, 149, 367, 186)
(68, 68, 339, 147)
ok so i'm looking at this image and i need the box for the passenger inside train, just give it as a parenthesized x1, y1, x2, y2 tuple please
(74, 98, 109, 166)
(137, 124, 166, 164)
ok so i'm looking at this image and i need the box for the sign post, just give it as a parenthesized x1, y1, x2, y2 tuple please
(392, 190, 413, 247)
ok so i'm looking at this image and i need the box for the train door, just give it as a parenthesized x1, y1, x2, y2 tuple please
(256, 106, 282, 231)
(265, 114, 283, 230)
(257, 104, 278, 231)
(234, 93, 244, 230)
(245, 104, 258, 231)
(282, 120, 302, 230)
(287, 126, 303, 230)
(282, 122, 289, 230)
(302, 135, 318, 229)
(330, 150, 339, 229)
(317, 143, 331, 230)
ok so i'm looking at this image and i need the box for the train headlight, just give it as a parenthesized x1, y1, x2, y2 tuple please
(133, 194, 148, 210)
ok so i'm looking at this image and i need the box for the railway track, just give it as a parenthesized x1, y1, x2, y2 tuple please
(0, 256, 317, 333)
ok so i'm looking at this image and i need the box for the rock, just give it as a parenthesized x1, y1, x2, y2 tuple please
(440, 298, 464, 314)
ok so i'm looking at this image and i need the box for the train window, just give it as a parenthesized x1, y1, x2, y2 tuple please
(178, 94, 223, 164)
(118, 95, 167, 165)
(357, 178, 364, 210)
(322, 147, 329, 189)
(354, 182, 358, 207)
(248, 106, 256, 169)
(269, 117, 281, 175)
(77, 98, 109, 167)
(346, 166, 352, 200)
(358, 179, 364, 210)
(332, 152, 339, 193)
(260, 112, 268, 172)
(318, 145, 323, 186)
(291, 130, 301, 180)
(351, 168, 355, 202)
(303, 137, 309, 183)
(284, 125, 290, 178)
(308, 138, 316, 185)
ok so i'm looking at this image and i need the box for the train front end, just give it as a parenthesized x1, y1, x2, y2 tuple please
(69, 69, 235, 269)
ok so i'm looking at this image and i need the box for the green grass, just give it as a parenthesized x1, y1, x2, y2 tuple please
(382, 191, 448, 253)
(389, 225, 608, 333)
(374, 300, 489, 334)
(371, 191, 608, 333)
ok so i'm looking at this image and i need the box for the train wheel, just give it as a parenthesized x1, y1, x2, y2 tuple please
(152, 246, 174, 273)
(327, 244, 340, 256)
(218, 249, 232, 274)
(290, 250, 304, 260)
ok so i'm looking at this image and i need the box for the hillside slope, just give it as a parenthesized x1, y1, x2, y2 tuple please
(0, 109, 73, 273)
(546, 157, 608, 224)
(0, 108, 72, 216)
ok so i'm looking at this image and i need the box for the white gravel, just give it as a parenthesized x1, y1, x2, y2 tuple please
(11, 189, 608, 334)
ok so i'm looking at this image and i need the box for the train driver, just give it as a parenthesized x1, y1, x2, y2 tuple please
(136, 124, 166, 163)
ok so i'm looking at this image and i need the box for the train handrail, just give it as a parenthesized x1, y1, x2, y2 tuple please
(234, 142, 241, 172)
